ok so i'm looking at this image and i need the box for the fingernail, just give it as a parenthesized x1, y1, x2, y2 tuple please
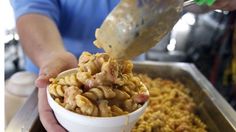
(38, 75, 47, 80)
(35, 77, 48, 88)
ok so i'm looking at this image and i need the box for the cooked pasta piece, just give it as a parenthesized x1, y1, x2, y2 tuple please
(64, 86, 82, 110)
(111, 105, 128, 116)
(49, 78, 58, 84)
(78, 52, 92, 64)
(76, 72, 94, 88)
(75, 107, 82, 114)
(98, 100, 112, 117)
(83, 86, 116, 102)
(79, 56, 100, 75)
(58, 73, 82, 87)
(119, 60, 133, 74)
(92, 106, 99, 116)
(55, 98, 65, 107)
(48, 83, 65, 97)
(133, 93, 149, 104)
(75, 94, 96, 116)
(113, 89, 130, 100)
(123, 99, 139, 112)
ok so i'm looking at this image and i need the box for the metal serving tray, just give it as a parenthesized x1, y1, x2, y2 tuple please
(6, 62, 236, 132)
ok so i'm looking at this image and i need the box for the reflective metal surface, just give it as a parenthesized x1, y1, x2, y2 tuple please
(6, 89, 40, 132)
(6, 62, 236, 132)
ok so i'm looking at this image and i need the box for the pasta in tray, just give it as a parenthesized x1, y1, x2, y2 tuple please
(48, 52, 149, 117)
(132, 75, 207, 132)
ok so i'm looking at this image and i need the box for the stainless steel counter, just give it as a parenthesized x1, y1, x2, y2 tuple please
(6, 62, 236, 132)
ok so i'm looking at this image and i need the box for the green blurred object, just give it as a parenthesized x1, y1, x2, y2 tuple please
(194, 0, 216, 6)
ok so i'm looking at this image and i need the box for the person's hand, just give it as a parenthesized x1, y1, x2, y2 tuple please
(211, 0, 236, 11)
(35, 51, 77, 132)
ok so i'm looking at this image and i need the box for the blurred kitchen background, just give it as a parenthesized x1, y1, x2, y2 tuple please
(2, 0, 236, 128)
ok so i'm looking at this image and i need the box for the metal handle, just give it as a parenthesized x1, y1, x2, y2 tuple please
(183, 0, 196, 7)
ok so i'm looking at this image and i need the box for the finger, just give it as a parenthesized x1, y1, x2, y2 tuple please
(35, 54, 78, 88)
(35, 74, 49, 88)
(35, 65, 63, 88)
(38, 88, 66, 132)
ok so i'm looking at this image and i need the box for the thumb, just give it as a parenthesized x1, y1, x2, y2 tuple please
(35, 74, 50, 88)
(35, 52, 78, 88)
(35, 66, 62, 88)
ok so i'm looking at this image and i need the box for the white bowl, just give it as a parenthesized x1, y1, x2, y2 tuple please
(47, 68, 149, 132)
